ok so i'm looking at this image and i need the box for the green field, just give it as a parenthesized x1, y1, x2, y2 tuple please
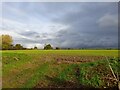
(1, 50, 119, 88)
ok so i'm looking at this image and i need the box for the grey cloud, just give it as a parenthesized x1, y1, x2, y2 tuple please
(2, 2, 118, 48)
(49, 2, 118, 48)
(97, 14, 118, 28)
(20, 31, 39, 36)
(54, 32, 118, 48)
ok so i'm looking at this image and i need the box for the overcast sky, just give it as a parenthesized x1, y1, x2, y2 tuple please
(1, 2, 118, 48)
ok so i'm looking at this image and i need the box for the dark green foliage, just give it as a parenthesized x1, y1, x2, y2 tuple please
(34, 46, 38, 49)
(56, 47, 60, 50)
(44, 44, 53, 50)
(14, 44, 23, 50)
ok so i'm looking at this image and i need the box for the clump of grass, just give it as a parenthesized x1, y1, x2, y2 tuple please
(104, 57, 120, 88)
(75, 61, 103, 88)
(55, 64, 76, 83)
(108, 57, 120, 76)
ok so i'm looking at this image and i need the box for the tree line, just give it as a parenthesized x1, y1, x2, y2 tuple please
(1, 34, 117, 50)
(0, 34, 60, 50)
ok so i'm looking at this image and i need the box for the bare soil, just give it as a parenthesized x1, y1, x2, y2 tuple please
(53, 55, 113, 63)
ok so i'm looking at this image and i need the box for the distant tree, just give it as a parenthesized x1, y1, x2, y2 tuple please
(9, 44, 14, 50)
(2, 44, 9, 50)
(22, 47, 27, 50)
(14, 44, 23, 50)
(44, 44, 53, 50)
(68, 48, 71, 50)
(29, 48, 33, 50)
(56, 47, 60, 50)
(34, 46, 38, 49)
(1, 35, 13, 50)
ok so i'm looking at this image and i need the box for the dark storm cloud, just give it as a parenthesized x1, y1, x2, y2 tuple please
(50, 2, 118, 48)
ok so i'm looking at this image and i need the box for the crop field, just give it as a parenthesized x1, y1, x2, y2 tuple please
(1, 50, 119, 88)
